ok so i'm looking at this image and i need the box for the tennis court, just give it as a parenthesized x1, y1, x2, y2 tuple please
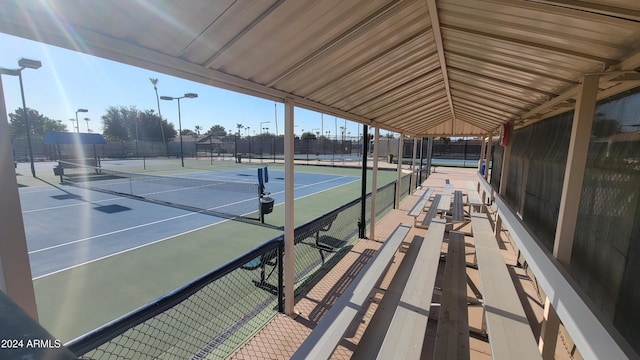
(18, 160, 399, 342)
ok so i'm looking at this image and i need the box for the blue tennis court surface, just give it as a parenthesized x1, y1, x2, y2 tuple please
(20, 168, 358, 278)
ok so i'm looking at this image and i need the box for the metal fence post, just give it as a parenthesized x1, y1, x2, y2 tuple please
(278, 239, 284, 313)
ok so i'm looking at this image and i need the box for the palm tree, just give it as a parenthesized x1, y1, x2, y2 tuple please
(236, 123, 244, 136)
(194, 125, 202, 136)
(150, 78, 167, 153)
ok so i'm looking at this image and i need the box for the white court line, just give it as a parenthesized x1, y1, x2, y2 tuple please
(32, 175, 359, 279)
(31, 175, 353, 254)
(29, 212, 197, 255)
(32, 221, 220, 280)
(28, 192, 260, 255)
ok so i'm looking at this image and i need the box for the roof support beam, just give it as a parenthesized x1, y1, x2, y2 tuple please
(521, 50, 640, 125)
(283, 98, 295, 316)
(395, 132, 404, 209)
(539, 74, 599, 359)
(369, 126, 379, 240)
(425, 0, 457, 128)
(0, 76, 38, 321)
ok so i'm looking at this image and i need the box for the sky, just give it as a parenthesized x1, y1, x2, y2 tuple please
(0, 32, 373, 139)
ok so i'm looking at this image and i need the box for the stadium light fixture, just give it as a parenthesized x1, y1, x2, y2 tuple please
(161, 93, 198, 167)
(18, 58, 42, 70)
(75, 109, 88, 133)
(0, 57, 42, 177)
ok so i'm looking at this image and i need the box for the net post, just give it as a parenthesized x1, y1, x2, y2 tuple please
(258, 185, 264, 223)
(128, 173, 133, 195)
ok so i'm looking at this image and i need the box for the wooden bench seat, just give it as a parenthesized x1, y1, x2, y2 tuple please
(376, 219, 447, 359)
(471, 212, 541, 360)
(408, 188, 433, 227)
(419, 194, 442, 229)
(451, 190, 465, 223)
(291, 223, 412, 360)
(466, 181, 484, 213)
(434, 231, 470, 360)
(437, 183, 453, 215)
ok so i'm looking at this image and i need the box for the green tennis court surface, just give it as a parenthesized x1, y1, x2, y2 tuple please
(18, 159, 402, 342)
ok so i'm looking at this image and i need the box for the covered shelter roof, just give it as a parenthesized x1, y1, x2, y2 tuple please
(1, 1, 639, 136)
(43, 131, 107, 145)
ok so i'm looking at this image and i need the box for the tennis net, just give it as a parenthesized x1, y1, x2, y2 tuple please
(58, 161, 261, 219)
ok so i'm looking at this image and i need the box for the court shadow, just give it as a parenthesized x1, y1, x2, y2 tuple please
(37, 177, 135, 215)
(94, 204, 132, 214)
(51, 194, 83, 201)
(40, 176, 284, 230)
(36, 177, 86, 202)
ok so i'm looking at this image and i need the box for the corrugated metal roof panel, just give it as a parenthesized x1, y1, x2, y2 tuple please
(1, 0, 639, 137)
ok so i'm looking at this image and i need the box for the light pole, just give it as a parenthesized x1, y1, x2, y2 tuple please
(160, 93, 198, 167)
(0, 58, 41, 177)
(75, 108, 88, 133)
(259, 121, 270, 162)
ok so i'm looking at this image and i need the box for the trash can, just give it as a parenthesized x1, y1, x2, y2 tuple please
(53, 166, 64, 176)
(236, 154, 242, 163)
(260, 196, 274, 214)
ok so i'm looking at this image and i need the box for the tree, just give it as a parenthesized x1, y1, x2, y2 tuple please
(181, 129, 195, 136)
(9, 107, 67, 137)
(236, 123, 244, 136)
(301, 131, 317, 140)
(138, 109, 176, 141)
(194, 125, 202, 136)
(101, 106, 135, 140)
(206, 125, 226, 136)
(102, 106, 176, 141)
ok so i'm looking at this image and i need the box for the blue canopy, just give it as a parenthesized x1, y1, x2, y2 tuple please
(44, 132, 107, 145)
